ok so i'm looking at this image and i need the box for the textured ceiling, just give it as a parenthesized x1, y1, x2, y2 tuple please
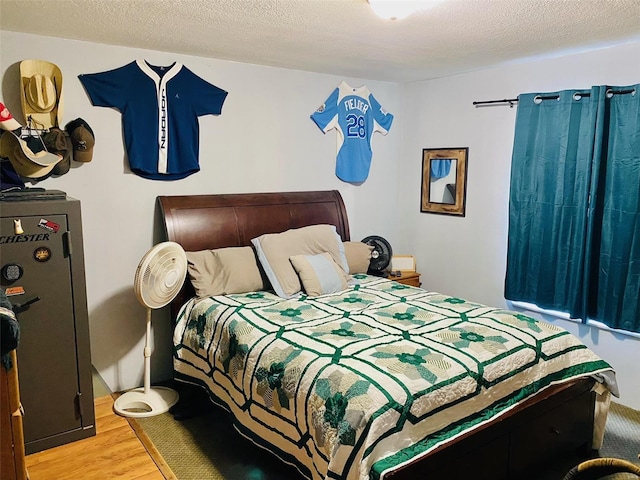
(1, 0, 640, 83)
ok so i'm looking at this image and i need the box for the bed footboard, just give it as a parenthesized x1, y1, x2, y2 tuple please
(388, 378, 597, 480)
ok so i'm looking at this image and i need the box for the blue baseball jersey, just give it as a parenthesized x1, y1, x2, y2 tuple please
(79, 60, 227, 180)
(311, 82, 393, 183)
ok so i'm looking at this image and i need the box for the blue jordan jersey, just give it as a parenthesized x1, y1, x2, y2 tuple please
(311, 82, 393, 183)
(79, 60, 227, 180)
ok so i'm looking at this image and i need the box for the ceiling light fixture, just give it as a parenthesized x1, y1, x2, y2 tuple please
(367, 0, 445, 21)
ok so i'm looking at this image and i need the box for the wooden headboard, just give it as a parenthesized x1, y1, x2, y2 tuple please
(157, 190, 350, 320)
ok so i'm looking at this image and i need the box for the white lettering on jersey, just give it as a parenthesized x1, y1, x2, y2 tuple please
(344, 98, 369, 114)
(160, 88, 167, 149)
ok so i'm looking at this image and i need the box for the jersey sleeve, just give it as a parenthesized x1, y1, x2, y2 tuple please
(310, 87, 339, 133)
(184, 68, 228, 116)
(78, 63, 133, 111)
(369, 94, 394, 134)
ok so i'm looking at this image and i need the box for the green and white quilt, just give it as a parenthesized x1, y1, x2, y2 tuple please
(173, 275, 612, 480)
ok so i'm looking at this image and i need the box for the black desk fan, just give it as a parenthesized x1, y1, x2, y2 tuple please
(361, 235, 392, 276)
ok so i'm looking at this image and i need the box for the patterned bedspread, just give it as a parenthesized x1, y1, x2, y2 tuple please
(173, 275, 612, 480)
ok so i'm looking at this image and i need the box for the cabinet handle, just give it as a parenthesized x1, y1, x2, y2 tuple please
(550, 427, 561, 435)
(12, 296, 41, 314)
(76, 392, 84, 419)
(63, 231, 73, 257)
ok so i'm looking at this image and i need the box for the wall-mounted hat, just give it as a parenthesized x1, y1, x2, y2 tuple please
(42, 127, 72, 176)
(0, 131, 62, 179)
(65, 118, 95, 162)
(0, 102, 22, 131)
(20, 60, 64, 129)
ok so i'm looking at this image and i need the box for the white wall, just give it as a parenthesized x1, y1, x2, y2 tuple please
(2, 31, 638, 410)
(0, 31, 402, 393)
(398, 41, 640, 409)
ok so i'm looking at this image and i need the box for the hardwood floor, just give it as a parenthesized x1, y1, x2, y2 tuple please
(24, 395, 169, 479)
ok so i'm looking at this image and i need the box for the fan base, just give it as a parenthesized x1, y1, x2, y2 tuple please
(114, 386, 179, 418)
(367, 269, 388, 277)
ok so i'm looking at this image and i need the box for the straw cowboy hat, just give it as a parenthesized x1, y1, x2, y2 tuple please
(20, 59, 64, 129)
(0, 131, 62, 179)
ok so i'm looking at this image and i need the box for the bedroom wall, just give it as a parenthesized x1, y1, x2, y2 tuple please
(397, 40, 640, 409)
(0, 31, 402, 394)
(2, 30, 638, 410)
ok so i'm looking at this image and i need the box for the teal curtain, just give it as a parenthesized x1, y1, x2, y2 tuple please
(505, 84, 640, 333)
(587, 86, 640, 331)
(505, 89, 599, 318)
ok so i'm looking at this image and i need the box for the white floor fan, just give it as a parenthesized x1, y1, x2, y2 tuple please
(114, 241, 187, 418)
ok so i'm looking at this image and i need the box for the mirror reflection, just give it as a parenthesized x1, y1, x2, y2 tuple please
(429, 158, 457, 204)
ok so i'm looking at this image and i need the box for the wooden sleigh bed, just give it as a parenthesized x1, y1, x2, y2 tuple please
(158, 190, 612, 480)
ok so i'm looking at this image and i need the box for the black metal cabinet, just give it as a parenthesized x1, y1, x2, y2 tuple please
(0, 195, 95, 454)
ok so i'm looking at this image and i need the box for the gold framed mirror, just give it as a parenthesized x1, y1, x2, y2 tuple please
(420, 147, 468, 216)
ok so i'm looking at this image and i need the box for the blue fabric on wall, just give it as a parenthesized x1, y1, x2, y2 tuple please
(430, 159, 452, 179)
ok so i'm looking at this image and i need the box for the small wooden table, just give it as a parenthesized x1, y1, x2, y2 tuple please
(388, 271, 421, 287)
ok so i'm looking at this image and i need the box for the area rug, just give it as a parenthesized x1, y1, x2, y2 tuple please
(600, 401, 640, 464)
(131, 395, 639, 480)
(129, 394, 304, 480)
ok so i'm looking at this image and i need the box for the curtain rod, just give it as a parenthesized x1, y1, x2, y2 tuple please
(472, 96, 558, 107)
(472, 98, 518, 107)
(473, 88, 636, 108)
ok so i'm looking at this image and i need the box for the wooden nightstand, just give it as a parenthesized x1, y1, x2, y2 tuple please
(388, 271, 421, 287)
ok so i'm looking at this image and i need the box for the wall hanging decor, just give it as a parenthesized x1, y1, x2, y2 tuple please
(78, 60, 227, 180)
(420, 147, 468, 216)
(0, 130, 61, 179)
(65, 118, 95, 163)
(20, 60, 64, 129)
(311, 81, 393, 184)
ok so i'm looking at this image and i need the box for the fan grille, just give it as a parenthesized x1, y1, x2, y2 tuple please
(362, 235, 392, 274)
(134, 242, 187, 309)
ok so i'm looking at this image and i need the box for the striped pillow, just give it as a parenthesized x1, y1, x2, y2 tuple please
(289, 252, 349, 297)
